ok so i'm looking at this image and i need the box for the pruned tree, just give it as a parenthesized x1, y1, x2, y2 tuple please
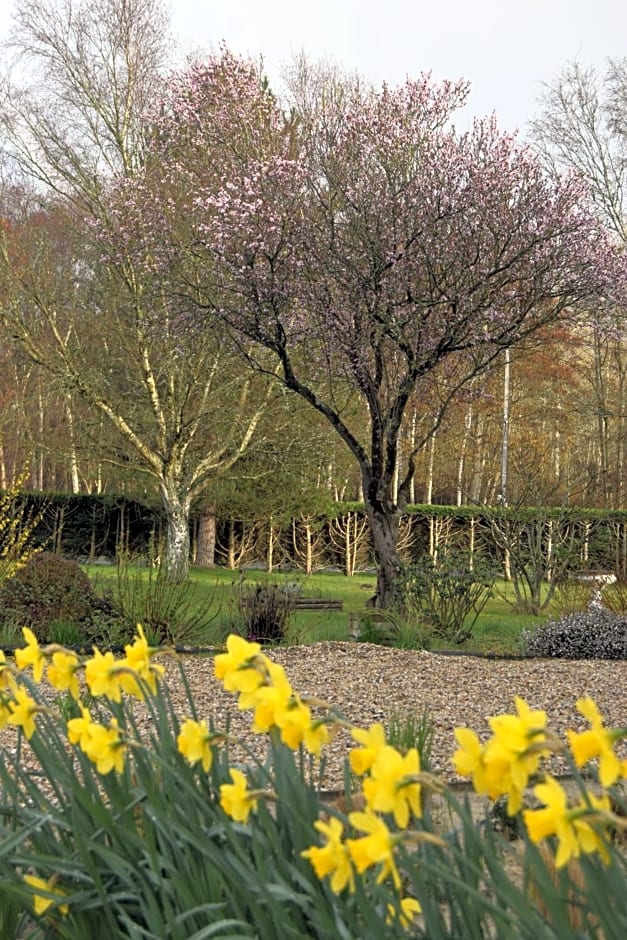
(118, 50, 623, 604)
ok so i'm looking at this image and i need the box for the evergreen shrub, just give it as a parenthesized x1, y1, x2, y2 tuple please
(0, 552, 111, 642)
(521, 608, 627, 659)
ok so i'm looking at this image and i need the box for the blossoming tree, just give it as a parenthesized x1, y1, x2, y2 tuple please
(118, 52, 623, 605)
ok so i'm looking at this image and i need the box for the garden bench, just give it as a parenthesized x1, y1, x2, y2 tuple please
(292, 597, 343, 611)
(238, 595, 343, 612)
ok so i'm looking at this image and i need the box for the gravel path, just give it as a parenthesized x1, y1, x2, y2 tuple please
(163, 642, 627, 790)
(3, 643, 626, 792)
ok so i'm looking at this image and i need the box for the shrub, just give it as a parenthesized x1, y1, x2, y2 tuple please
(236, 580, 298, 643)
(521, 608, 627, 659)
(0, 552, 105, 642)
(394, 551, 497, 645)
(354, 610, 430, 649)
(549, 575, 595, 617)
(98, 558, 218, 646)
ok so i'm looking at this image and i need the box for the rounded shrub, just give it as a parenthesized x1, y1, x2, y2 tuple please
(521, 608, 627, 659)
(0, 552, 106, 642)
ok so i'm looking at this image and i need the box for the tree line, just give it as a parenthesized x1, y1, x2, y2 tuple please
(0, 0, 625, 605)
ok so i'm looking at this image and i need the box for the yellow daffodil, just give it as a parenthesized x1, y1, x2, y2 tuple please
(0, 697, 11, 730)
(23, 874, 69, 917)
(387, 895, 422, 928)
(123, 624, 152, 670)
(274, 697, 314, 750)
(301, 816, 355, 894)
(47, 650, 81, 700)
(362, 745, 422, 829)
(14, 627, 45, 683)
(452, 727, 492, 794)
(302, 717, 330, 757)
(66, 706, 94, 750)
(214, 634, 266, 695)
(177, 717, 214, 772)
(7, 686, 40, 739)
(567, 696, 627, 787)
(118, 625, 165, 698)
(454, 698, 551, 814)
(81, 719, 126, 774)
(219, 768, 259, 823)
(84, 648, 123, 702)
(0, 649, 16, 690)
(523, 775, 613, 869)
(249, 662, 293, 732)
(350, 723, 387, 776)
(347, 810, 402, 889)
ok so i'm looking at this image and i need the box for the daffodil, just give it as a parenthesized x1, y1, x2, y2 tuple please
(274, 697, 314, 750)
(362, 745, 422, 828)
(350, 723, 387, 776)
(47, 650, 81, 700)
(23, 874, 69, 917)
(347, 810, 402, 889)
(250, 662, 293, 732)
(84, 648, 123, 702)
(14, 627, 45, 682)
(177, 717, 214, 772)
(0, 697, 11, 730)
(523, 774, 613, 869)
(302, 717, 330, 756)
(214, 634, 266, 697)
(567, 696, 627, 787)
(0, 649, 16, 690)
(454, 698, 551, 813)
(452, 727, 492, 795)
(118, 624, 165, 698)
(67, 706, 94, 749)
(301, 816, 355, 893)
(81, 718, 126, 774)
(7, 686, 40, 739)
(387, 895, 422, 928)
(219, 768, 259, 823)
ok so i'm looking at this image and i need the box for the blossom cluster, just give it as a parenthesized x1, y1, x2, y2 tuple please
(453, 694, 627, 870)
(1, 625, 167, 919)
(1, 626, 165, 763)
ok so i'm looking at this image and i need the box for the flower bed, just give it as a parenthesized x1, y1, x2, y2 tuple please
(0, 629, 625, 938)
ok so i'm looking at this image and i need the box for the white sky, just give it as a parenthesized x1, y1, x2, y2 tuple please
(1, 0, 625, 137)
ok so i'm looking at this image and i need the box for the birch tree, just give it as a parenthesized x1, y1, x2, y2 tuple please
(0, 2, 278, 580)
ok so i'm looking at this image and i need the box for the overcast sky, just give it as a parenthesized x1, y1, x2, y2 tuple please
(1, 0, 625, 137)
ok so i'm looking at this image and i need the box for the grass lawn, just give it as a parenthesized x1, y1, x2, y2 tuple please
(85, 563, 550, 655)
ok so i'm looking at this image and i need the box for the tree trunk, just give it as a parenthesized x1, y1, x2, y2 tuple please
(364, 500, 402, 608)
(304, 520, 313, 575)
(196, 505, 216, 567)
(267, 516, 274, 572)
(226, 519, 236, 570)
(160, 484, 191, 582)
(65, 395, 81, 494)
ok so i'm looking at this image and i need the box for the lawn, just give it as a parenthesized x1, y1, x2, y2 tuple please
(85, 563, 550, 654)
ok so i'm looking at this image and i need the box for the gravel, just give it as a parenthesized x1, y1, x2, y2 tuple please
(4, 642, 626, 792)
(160, 642, 627, 790)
